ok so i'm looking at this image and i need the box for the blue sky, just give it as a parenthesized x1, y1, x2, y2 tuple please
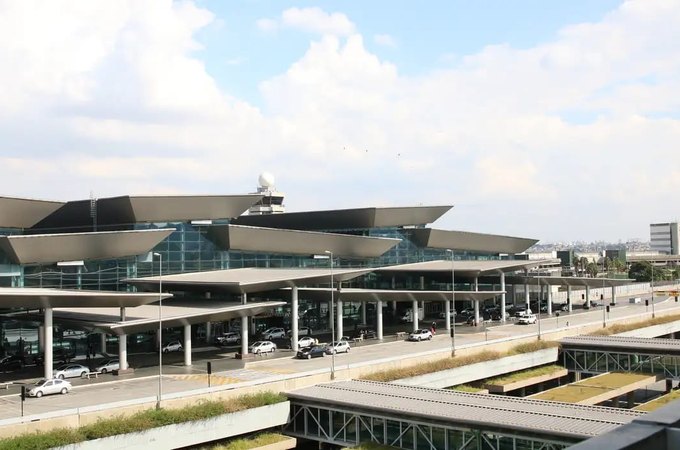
(0, 0, 678, 243)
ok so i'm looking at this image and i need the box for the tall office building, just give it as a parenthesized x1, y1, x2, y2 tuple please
(650, 222, 680, 255)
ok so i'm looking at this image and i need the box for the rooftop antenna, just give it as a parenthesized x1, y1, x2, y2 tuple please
(89, 191, 97, 232)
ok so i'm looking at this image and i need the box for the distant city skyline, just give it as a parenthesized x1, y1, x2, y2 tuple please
(0, 1, 678, 243)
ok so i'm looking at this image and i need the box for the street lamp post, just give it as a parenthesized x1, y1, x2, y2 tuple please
(153, 252, 163, 409)
(324, 250, 336, 380)
(537, 274, 541, 340)
(651, 263, 656, 318)
(446, 249, 456, 357)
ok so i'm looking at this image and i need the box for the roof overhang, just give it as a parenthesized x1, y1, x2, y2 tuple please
(512, 276, 635, 288)
(232, 205, 453, 230)
(0, 287, 171, 309)
(0, 196, 64, 229)
(0, 229, 174, 265)
(286, 287, 503, 302)
(377, 259, 559, 277)
(49, 301, 285, 335)
(409, 228, 538, 254)
(125, 267, 373, 294)
(205, 224, 400, 259)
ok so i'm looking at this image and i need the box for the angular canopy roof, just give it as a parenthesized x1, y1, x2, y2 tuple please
(0, 229, 174, 265)
(0, 196, 64, 229)
(288, 287, 503, 302)
(377, 259, 558, 276)
(514, 275, 635, 288)
(232, 205, 452, 231)
(409, 228, 538, 254)
(0, 287, 171, 309)
(205, 224, 400, 259)
(28, 194, 262, 233)
(49, 300, 285, 335)
(126, 267, 373, 294)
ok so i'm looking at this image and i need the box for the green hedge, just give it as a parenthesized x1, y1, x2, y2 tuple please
(0, 392, 286, 450)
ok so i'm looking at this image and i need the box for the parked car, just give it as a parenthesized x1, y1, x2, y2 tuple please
(355, 329, 377, 339)
(408, 329, 433, 341)
(514, 306, 529, 317)
(261, 327, 286, 340)
(560, 303, 570, 312)
(215, 332, 241, 346)
(28, 378, 72, 398)
(438, 310, 456, 319)
(296, 336, 318, 348)
(326, 341, 351, 354)
(491, 311, 510, 321)
(287, 327, 313, 337)
(249, 341, 277, 354)
(53, 363, 90, 379)
(0, 354, 24, 371)
(296, 345, 326, 359)
(517, 313, 537, 325)
(162, 341, 183, 353)
(94, 359, 119, 374)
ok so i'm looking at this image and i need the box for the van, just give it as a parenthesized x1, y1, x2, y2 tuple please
(630, 297, 642, 304)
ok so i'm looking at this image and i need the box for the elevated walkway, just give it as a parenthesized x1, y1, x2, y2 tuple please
(561, 335, 680, 379)
(285, 380, 643, 450)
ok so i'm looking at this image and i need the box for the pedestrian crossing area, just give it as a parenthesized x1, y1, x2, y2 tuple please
(169, 367, 288, 386)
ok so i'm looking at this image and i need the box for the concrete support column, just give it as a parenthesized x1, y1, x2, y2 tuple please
(38, 326, 45, 352)
(500, 273, 507, 323)
(391, 301, 397, 312)
(377, 300, 383, 340)
(585, 285, 591, 307)
(241, 293, 249, 356)
(183, 325, 191, 366)
(291, 286, 299, 352)
(43, 308, 53, 380)
(444, 298, 451, 331)
(100, 333, 107, 354)
(205, 322, 212, 344)
(474, 277, 479, 291)
(474, 301, 480, 326)
(627, 391, 635, 407)
(547, 285, 553, 316)
(611, 286, 617, 305)
(567, 286, 573, 313)
(666, 379, 673, 393)
(511, 284, 516, 305)
(119, 307, 128, 371)
(524, 281, 530, 308)
(611, 396, 619, 408)
(337, 299, 344, 339)
(574, 372, 581, 382)
(412, 300, 419, 332)
(361, 302, 367, 325)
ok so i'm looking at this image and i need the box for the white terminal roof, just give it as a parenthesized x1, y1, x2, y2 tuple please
(377, 259, 559, 276)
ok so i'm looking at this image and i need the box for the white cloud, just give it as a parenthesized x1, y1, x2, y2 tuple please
(0, 0, 679, 241)
(257, 7, 355, 36)
(374, 34, 396, 48)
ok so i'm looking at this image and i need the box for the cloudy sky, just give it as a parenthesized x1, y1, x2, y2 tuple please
(0, 0, 678, 243)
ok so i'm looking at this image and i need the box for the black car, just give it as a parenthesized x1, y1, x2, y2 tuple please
(0, 355, 24, 371)
(296, 345, 326, 359)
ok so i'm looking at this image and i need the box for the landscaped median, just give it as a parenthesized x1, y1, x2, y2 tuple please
(0, 392, 288, 450)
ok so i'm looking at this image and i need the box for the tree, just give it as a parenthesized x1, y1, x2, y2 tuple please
(629, 261, 652, 282)
(586, 262, 599, 278)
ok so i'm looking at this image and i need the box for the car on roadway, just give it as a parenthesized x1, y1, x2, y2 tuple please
(249, 341, 277, 354)
(408, 329, 433, 341)
(95, 359, 119, 374)
(0, 354, 24, 371)
(287, 327, 313, 337)
(162, 341, 183, 353)
(296, 336, 318, 348)
(326, 341, 351, 354)
(28, 378, 72, 398)
(215, 332, 241, 346)
(261, 327, 286, 340)
(53, 363, 90, 379)
(296, 345, 327, 359)
(517, 313, 537, 325)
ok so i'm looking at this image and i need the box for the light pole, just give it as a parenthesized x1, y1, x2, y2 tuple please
(651, 262, 656, 318)
(446, 249, 456, 357)
(153, 252, 163, 409)
(537, 274, 541, 340)
(324, 250, 336, 380)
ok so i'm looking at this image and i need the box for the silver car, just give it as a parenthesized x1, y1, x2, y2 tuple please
(95, 359, 119, 374)
(53, 363, 90, 379)
(28, 378, 72, 397)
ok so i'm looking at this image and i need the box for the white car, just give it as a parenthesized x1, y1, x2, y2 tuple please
(249, 341, 277, 354)
(162, 341, 183, 353)
(215, 332, 241, 346)
(518, 313, 537, 325)
(287, 327, 313, 337)
(95, 359, 119, 374)
(28, 378, 72, 397)
(326, 341, 351, 354)
(297, 336, 318, 348)
(261, 327, 286, 340)
(438, 310, 456, 319)
(408, 329, 433, 341)
(53, 363, 90, 379)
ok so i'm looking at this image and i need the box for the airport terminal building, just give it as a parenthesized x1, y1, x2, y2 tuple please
(2, 178, 617, 379)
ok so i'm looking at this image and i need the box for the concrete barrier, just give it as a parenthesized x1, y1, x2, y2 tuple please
(52, 402, 290, 450)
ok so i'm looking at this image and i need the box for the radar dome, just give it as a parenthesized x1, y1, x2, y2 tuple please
(258, 172, 276, 188)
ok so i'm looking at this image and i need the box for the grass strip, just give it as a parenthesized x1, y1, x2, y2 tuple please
(589, 313, 680, 336)
(0, 392, 286, 450)
(483, 365, 564, 386)
(203, 433, 289, 450)
(361, 340, 557, 382)
(343, 444, 400, 450)
(449, 384, 485, 393)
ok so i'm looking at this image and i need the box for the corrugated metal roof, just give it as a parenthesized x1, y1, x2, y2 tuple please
(288, 380, 643, 439)
(561, 335, 680, 355)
